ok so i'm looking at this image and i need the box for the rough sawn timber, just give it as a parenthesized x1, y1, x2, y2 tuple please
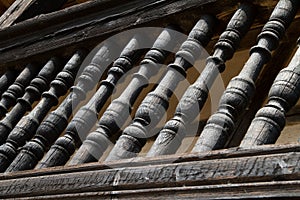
(0, 144, 300, 198)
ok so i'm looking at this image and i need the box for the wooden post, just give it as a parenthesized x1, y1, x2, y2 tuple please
(37, 35, 143, 168)
(0, 58, 62, 143)
(67, 26, 180, 166)
(4, 42, 114, 172)
(0, 70, 17, 97)
(0, 50, 86, 172)
(0, 64, 39, 119)
(192, 0, 300, 153)
(105, 15, 216, 161)
(240, 38, 300, 147)
(147, 3, 255, 157)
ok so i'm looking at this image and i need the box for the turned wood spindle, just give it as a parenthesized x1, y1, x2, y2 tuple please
(105, 15, 215, 161)
(0, 58, 62, 144)
(6, 39, 134, 172)
(67, 27, 179, 166)
(0, 70, 17, 97)
(0, 64, 39, 119)
(0, 50, 86, 172)
(147, 3, 255, 157)
(192, 0, 300, 153)
(37, 35, 143, 168)
(240, 38, 300, 147)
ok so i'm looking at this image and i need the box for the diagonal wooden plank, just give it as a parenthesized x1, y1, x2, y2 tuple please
(0, 0, 36, 29)
(0, 0, 68, 29)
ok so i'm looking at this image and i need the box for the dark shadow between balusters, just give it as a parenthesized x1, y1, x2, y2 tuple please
(6, 35, 142, 172)
(65, 25, 181, 166)
(192, 0, 300, 153)
(4, 42, 114, 173)
(0, 64, 40, 120)
(0, 58, 63, 144)
(37, 33, 146, 168)
(0, 50, 86, 172)
(0, 70, 17, 97)
(147, 3, 255, 157)
(103, 15, 216, 162)
(240, 36, 300, 147)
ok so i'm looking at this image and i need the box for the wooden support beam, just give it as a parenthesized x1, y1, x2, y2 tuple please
(0, 0, 288, 71)
(0, 144, 300, 198)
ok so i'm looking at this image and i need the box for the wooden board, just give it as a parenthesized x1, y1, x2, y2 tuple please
(0, 144, 300, 198)
(0, 0, 289, 71)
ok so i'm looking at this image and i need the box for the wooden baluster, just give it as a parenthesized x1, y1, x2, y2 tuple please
(0, 50, 86, 172)
(105, 15, 215, 161)
(66, 27, 179, 166)
(0, 70, 17, 97)
(240, 38, 300, 147)
(0, 58, 62, 144)
(6, 39, 135, 172)
(0, 64, 39, 119)
(192, 0, 300, 153)
(37, 35, 143, 168)
(147, 3, 255, 157)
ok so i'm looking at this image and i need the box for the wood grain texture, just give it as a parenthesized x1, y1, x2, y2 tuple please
(0, 58, 62, 143)
(67, 26, 181, 166)
(0, 70, 16, 97)
(38, 35, 143, 168)
(0, 64, 39, 119)
(193, 0, 300, 153)
(0, 146, 300, 198)
(147, 3, 255, 157)
(0, 50, 86, 172)
(0, 0, 222, 69)
(9, 181, 300, 199)
(0, 143, 299, 180)
(105, 15, 216, 161)
(240, 39, 300, 147)
(0, 0, 36, 29)
(4, 43, 114, 172)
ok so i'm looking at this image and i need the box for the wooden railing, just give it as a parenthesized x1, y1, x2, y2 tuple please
(0, 0, 299, 199)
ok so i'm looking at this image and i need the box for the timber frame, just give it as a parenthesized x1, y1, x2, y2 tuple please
(0, 144, 300, 199)
(0, 0, 300, 199)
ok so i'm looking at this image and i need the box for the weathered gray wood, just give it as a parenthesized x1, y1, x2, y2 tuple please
(0, 58, 62, 143)
(9, 181, 300, 199)
(1, 149, 300, 198)
(37, 35, 144, 168)
(147, 3, 255, 157)
(0, 70, 16, 97)
(225, 40, 299, 147)
(192, 0, 300, 153)
(0, 50, 86, 172)
(4, 42, 115, 172)
(0, 0, 286, 70)
(13, 0, 68, 24)
(0, 0, 37, 29)
(0, 143, 299, 181)
(105, 15, 216, 161)
(240, 38, 300, 147)
(67, 26, 181, 166)
(0, 64, 39, 119)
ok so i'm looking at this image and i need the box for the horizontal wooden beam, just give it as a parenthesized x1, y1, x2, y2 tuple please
(12, 181, 300, 199)
(0, 0, 289, 71)
(0, 144, 300, 198)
